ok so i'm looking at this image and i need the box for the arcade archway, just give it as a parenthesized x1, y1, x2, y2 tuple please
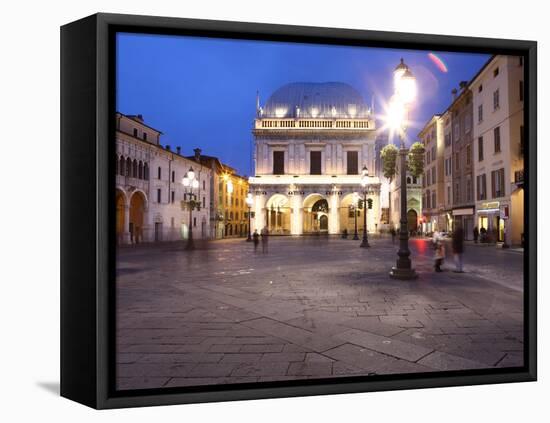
(129, 191, 147, 243)
(303, 194, 329, 234)
(116, 189, 127, 243)
(339, 193, 364, 235)
(407, 209, 418, 232)
(265, 194, 290, 235)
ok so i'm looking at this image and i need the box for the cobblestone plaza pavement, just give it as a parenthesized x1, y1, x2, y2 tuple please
(116, 236, 524, 390)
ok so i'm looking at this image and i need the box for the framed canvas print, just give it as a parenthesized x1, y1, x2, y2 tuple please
(60, 13, 537, 409)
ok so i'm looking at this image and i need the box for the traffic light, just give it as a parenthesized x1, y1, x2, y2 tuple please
(367, 198, 373, 209)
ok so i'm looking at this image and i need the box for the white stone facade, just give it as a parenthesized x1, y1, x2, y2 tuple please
(249, 82, 381, 236)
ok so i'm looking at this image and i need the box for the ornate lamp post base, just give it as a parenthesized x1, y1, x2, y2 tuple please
(389, 266, 418, 279)
(185, 238, 195, 251)
(353, 232, 360, 241)
(360, 238, 370, 248)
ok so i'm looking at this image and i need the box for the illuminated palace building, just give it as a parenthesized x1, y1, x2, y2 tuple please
(249, 82, 381, 235)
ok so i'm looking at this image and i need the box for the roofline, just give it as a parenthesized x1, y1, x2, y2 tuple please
(439, 54, 496, 116)
(417, 114, 441, 137)
(116, 111, 164, 135)
(417, 54, 496, 138)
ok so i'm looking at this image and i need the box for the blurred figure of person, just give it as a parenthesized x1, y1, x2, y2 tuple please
(432, 230, 440, 250)
(261, 227, 269, 254)
(252, 229, 260, 253)
(473, 226, 479, 243)
(342, 228, 348, 239)
(390, 227, 396, 244)
(452, 226, 465, 273)
(480, 227, 487, 243)
(434, 239, 445, 272)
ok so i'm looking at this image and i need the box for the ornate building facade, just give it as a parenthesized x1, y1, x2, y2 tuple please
(115, 113, 212, 244)
(248, 82, 381, 235)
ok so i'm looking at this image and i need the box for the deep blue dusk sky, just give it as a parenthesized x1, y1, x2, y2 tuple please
(117, 33, 490, 176)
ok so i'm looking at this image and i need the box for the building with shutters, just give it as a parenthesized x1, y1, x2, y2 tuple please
(115, 112, 211, 244)
(471, 55, 524, 246)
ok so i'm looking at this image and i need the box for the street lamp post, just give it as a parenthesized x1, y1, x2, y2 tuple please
(352, 192, 359, 240)
(388, 58, 418, 279)
(181, 167, 200, 251)
(245, 192, 254, 241)
(360, 166, 370, 248)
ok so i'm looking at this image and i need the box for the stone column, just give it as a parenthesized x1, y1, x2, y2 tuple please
(291, 194, 303, 235)
(329, 193, 340, 235)
(252, 193, 265, 232)
(122, 205, 131, 244)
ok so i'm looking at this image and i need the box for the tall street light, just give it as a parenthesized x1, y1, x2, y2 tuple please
(360, 165, 370, 248)
(245, 192, 254, 242)
(352, 192, 359, 240)
(182, 167, 200, 250)
(389, 58, 418, 279)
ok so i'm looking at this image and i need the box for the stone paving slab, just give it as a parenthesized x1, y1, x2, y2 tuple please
(417, 351, 488, 371)
(116, 236, 524, 390)
(336, 329, 434, 362)
(241, 318, 345, 352)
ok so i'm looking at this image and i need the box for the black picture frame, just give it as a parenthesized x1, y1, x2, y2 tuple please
(61, 12, 537, 409)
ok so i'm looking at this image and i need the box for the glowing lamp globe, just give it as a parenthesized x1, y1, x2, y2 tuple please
(396, 68, 417, 105)
(387, 96, 406, 131)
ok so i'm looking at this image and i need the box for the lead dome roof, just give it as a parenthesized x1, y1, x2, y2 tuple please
(262, 82, 370, 119)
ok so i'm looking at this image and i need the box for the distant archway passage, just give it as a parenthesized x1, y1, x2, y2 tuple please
(116, 189, 126, 243)
(407, 209, 418, 232)
(319, 214, 328, 231)
(129, 192, 146, 243)
(304, 197, 329, 233)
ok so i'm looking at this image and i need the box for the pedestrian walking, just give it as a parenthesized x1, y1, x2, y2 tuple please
(434, 240, 445, 272)
(252, 229, 260, 253)
(480, 227, 487, 243)
(261, 227, 269, 254)
(452, 226, 464, 273)
(473, 226, 479, 243)
(390, 227, 396, 244)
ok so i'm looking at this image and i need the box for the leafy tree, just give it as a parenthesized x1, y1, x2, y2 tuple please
(380, 144, 399, 230)
(408, 142, 425, 178)
(380, 144, 399, 181)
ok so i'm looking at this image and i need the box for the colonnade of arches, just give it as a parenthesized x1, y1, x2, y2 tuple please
(116, 155, 149, 180)
(254, 191, 378, 236)
(116, 188, 148, 244)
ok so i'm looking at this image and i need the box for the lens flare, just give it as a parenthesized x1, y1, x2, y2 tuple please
(428, 53, 448, 73)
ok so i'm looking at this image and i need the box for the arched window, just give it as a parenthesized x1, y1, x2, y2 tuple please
(126, 157, 131, 177)
(406, 176, 412, 184)
(132, 160, 138, 178)
(119, 156, 125, 176)
(138, 161, 143, 179)
(144, 163, 149, 180)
